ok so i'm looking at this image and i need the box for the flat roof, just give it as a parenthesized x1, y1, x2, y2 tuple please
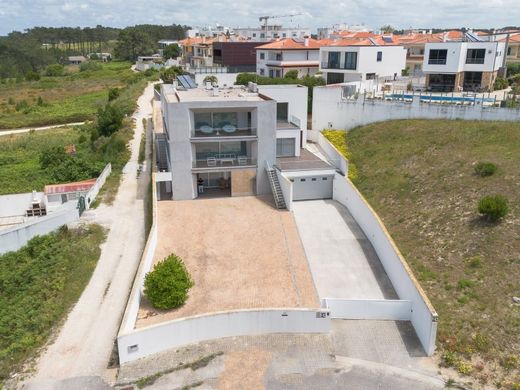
(165, 86, 266, 103)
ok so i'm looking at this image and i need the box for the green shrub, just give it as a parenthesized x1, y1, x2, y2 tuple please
(203, 75, 218, 85)
(284, 70, 299, 79)
(322, 129, 358, 181)
(493, 76, 508, 91)
(144, 254, 193, 310)
(96, 104, 124, 137)
(25, 71, 40, 81)
(478, 195, 508, 222)
(80, 61, 102, 72)
(474, 161, 497, 177)
(45, 63, 65, 77)
(108, 87, 120, 101)
(15, 100, 29, 112)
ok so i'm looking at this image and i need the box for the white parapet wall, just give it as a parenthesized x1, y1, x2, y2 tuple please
(307, 130, 348, 176)
(84, 163, 112, 209)
(312, 84, 520, 131)
(332, 172, 438, 356)
(322, 298, 412, 321)
(0, 202, 79, 255)
(118, 308, 331, 364)
(276, 169, 293, 211)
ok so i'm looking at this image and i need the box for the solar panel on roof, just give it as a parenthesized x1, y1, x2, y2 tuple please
(383, 36, 393, 43)
(176, 75, 191, 89)
(185, 75, 197, 88)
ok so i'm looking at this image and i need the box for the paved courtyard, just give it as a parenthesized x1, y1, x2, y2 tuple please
(291, 199, 398, 299)
(136, 196, 319, 328)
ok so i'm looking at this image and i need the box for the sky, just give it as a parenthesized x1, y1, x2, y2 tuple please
(0, 0, 519, 36)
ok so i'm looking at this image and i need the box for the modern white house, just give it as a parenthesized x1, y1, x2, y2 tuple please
(234, 25, 311, 42)
(157, 82, 313, 201)
(256, 38, 323, 78)
(319, 39, 407, 85)
(422, 40, 506, 92)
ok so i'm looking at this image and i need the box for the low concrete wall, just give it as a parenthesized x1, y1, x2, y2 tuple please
(322, 298, 412, 321)
(277, 170, 293, 210)
(0, 192, 45, 218)
(0, 203, 79, 255)
(312, 84, 520, 131)
(85, 163, 112, 209)
(118, 308, 331, 363)
(309, 131, 348, 176)
(194, 73, 239, 87)
(332, 173, 438, 356)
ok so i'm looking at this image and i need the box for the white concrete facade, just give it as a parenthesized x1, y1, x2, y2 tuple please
(160, 84, 308, 200)
(320, 45, 407, 84)
(234, 26, 311, 42)
(256, 48, 320, 78)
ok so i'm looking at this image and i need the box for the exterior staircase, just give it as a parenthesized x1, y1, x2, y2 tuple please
(156, 133, 169, 172)
(266, 161, 286, 209)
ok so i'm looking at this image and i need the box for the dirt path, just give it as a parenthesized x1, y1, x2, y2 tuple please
(21, 83, 155, 389)
(0, 122, 87, 136)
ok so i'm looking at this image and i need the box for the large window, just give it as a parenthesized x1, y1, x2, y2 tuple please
(276, 138, 295, 157)
(466, 49, 485, 64)
(259, 52, 265, 60)
(276, 102, 288, 121)
(428, 49, 448, 65)
(326, 72, 344, 84)
(343, 52, 357, 70)
(328, 51, 341, 69)
(377, 51, 382, 62)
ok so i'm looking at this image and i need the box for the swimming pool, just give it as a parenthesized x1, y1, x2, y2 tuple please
(386, 94, 496, 104)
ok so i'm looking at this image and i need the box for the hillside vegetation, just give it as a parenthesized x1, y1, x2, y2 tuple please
(328, 120, 520, 388)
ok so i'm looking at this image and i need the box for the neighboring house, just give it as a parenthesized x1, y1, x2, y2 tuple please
(44, 178, 96, 212)
(319, 37, 407, 85)
(396, 33, 442, 75)
(158, 39, 179, 56)
(234, 25, 311, 42)
(179, 36, 215, 68)
(422, 40, 506, 92)
(212, 41, 262, 73)
(135, 55, 163, 72)
(256, 38, 323, 78)
(157, 83, 309, 200)
(68, 56, 87, 65)
(501, 32, 520, 63)
(88, 52, 112, 62)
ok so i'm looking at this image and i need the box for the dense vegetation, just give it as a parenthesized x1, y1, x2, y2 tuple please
(326, 120, 520, 388)
(0, 224, 105, 383)
(0, 61, 157, 129)
(0, 24, 188, 79)
(144, 254, 194, 310)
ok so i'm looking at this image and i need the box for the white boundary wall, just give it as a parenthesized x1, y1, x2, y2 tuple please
(0, 203, 79, 254)
(276, 169, 293, 211)
(307, 130, 348, 175)
(322, 298, 412, 321)
(332, 173, 438, 355)
(118, 308, 330, 363)
(0, 192, 45, 218)
(312, 84, 520, 131)
(84, 163, 112, 209)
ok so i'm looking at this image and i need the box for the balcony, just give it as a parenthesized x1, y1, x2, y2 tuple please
(192, 126, 257, 138)
(193, 156, 257, 169)
(321, 61, 341, 69)
(427, 59, 447, 65)
(465, 58, 485, 65)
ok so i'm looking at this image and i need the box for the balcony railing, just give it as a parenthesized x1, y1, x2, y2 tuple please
(192, 126, 257, 138)
(321, 61, 342, 69)
(193, 156, 257, 169)
(427, 59, 447, 65)
(465, 58, 485, 64)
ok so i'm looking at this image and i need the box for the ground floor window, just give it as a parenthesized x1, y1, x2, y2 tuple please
(463, 72, 483, 91)
(326, 72, 344, 84)
(365, 73, 376, 80)
(276, 138, 295, 157)
(197, 172, 231, 190)
(428, 73, 456, 92)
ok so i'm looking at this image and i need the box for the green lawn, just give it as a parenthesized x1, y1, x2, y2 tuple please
(0, 61, 140, 129)
(0, 224, 105, 384)
(326, 120, 520, 387)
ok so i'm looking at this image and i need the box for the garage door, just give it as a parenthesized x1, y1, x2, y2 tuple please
(292, 175, 333, 201)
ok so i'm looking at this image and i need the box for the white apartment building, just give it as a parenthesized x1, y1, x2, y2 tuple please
(234, 25, 311, 42)
(157, 83, 309, 201)
(256, 38, 322, 78)
(422, 41, 506, 92)
(319, 40, 407, 85)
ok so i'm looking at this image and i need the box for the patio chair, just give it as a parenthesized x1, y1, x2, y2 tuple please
(207, 157, 217, 167)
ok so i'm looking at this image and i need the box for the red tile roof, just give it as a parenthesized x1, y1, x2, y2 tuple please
(256, 38, 324, 50)
(44, 179, 97, 195)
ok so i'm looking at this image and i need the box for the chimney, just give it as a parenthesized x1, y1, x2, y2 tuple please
(443, 32, 447, 42)
(212, 86, 219, 96)
(304, 37, 309, 47)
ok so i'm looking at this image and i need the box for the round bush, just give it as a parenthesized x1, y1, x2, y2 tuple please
(144, 254, 193, 310)
(474, 162, 497, 177)
(478, 195, 508, 222)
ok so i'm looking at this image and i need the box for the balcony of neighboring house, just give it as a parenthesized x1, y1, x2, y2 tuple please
(275, 102, 301, 130)
(191, 110, 257, 139)
(192, 140, 257, 170)
(320, 51, 357, 71)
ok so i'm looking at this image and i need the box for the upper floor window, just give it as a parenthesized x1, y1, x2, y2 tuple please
(428, 49, 448, 65)
(507, 47, 512, 55)
(466, 48, 486, 64)
(343, 52, 357, 70)
(252, 33, 256, 38)
(275, 53, 282, 61)
(260, 52, 265, 60)
(377, 51, 382, 62)
(328, 51, 341, 69)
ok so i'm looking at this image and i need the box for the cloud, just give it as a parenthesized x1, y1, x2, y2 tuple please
(0, 0, 519, 35)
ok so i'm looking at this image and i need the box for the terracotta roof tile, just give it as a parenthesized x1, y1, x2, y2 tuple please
(255, 38, 324, 50)
(44, 179, 97, 195)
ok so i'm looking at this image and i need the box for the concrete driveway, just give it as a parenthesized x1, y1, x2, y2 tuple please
(291, 199, 397, 300)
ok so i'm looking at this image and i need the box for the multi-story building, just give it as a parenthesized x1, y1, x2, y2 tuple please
(178, 36, 214, 68)
(212, 41, 262, 73)
(422, 40, 506, 92)
(319, 38, 407, 85)
(157, 83, 309, 200)
(234, 25, 311, 42)
(501, 32, 520, 63)
(256, 38, 323, 78)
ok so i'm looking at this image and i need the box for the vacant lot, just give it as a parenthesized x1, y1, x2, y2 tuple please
(329, 120, 519, 387)
(0, 224, 105, 384)
(0, 61, 137, 129)
(137, 196, 319, 328)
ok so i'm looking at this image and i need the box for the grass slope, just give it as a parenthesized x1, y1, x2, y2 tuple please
(0, 224, 105, 383)
(333, 120, 519, 386)
(0, 61, 136, 129)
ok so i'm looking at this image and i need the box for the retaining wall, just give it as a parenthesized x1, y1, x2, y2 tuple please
(85, 163, 112, 209)
(322, 298, 412, 321)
